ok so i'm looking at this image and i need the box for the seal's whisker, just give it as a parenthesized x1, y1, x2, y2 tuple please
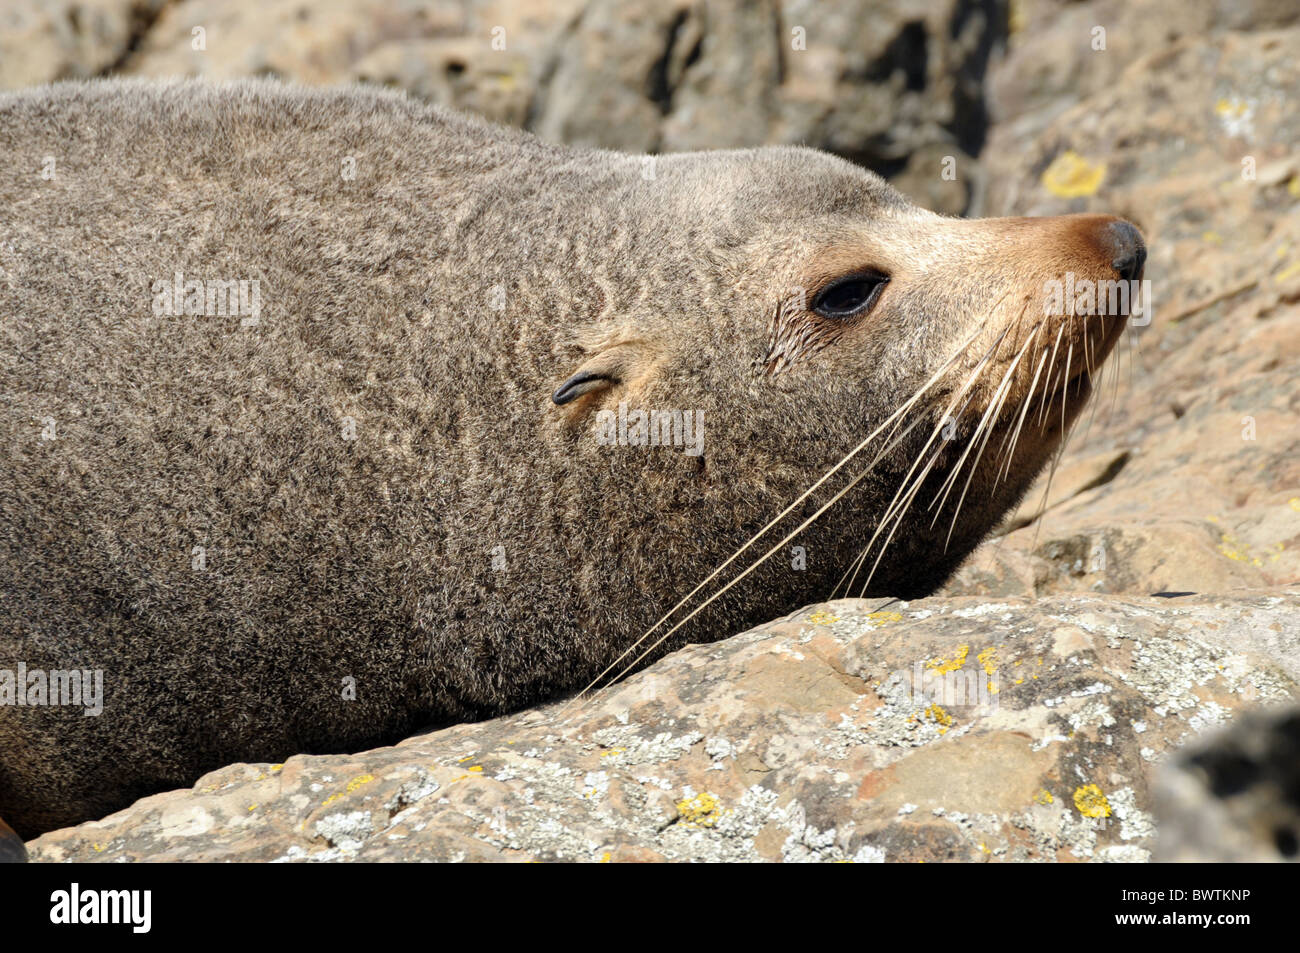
(597, 442, 898, 695)
(1083, 311, 1096, 377)
(928, 326, 1035, 521)
(993, 322, 1049, 471)
(997, 346, 1050, 484)
(1060, 341, 1074, 436)
(829, 412, 931, 598)
(858, 441, 947, 596)
(865, 329, 1009, 537)
(1076, 331, 1111, 449)
(566, 324, 987, 706)
(847, 435, 950, 599)
(1036, 323, 1068, 428)
(837, 323, 1014, 600)
(940, 340, 1029, 549)
(1109, 335, 1125, 420)
(1027, 423, 1075, 551)
(946, 335, 1034, 546)
(847, 327, 1015, 594)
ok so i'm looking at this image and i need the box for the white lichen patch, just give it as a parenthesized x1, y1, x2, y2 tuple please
(314, 811, 373, 852)
(589, 726, 703, 766)
(1108, 787, 1155, 842)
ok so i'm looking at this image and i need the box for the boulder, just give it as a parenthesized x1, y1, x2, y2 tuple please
(28, 595, 1298, 862)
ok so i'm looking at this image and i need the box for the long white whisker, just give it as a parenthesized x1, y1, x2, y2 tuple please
(565, 322, 989, 706)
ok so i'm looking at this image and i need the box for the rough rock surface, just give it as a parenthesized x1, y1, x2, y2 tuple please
(0, 0, 1003, 214)
(0, 0, 167, 89)
(945, 25, 1300, 601)
(1154, 705, 1300, 862)
(29, 594, 1298, 862)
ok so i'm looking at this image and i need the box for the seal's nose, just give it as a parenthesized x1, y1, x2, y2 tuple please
(1104, 220, 1146, 282)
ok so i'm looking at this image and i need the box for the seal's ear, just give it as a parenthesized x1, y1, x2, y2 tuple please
(552, 343, 648, 406)
(552, 369, 615, 405)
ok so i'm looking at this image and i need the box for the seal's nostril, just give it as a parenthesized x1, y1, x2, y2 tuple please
(1106, 220, 1146, 282)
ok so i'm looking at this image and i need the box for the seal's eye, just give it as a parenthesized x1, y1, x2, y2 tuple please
(811, 272, 888, 319)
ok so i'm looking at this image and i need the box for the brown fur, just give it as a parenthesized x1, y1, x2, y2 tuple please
(0, 78, 1138, 837)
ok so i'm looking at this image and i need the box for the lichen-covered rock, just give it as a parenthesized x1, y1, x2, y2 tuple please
(987, 0, 1300, 141)
(29, 594, 1297, 862)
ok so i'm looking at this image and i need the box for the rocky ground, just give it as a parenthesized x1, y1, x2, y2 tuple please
(28, 596, 1300, 862)
(9, 0, 1300, 860)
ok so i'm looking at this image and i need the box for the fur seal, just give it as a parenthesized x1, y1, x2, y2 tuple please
(0, 78, 1144, 837)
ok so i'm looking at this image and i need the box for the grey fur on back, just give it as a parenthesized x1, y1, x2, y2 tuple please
(1, 79, 1125, 836)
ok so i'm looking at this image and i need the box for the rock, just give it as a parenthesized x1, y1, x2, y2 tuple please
(987, 0, 1300, 143)
(946, 26, 1300, 599)
(0, 817, 26, 863)
(0, 0, 167, 90)
(94, 0, 1003, 207)
(887, 143, 977, 218)
(28, 595, 1298, 862)
(1154, 705, 1300, 861)
(119, 0, 584, 131)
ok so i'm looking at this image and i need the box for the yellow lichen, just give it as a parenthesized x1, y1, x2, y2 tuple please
(807, 610, 840, 625)
(319, 777, 374, 808)
(1041, 150, 1106, 198)
(1073, 784, 1112, 819)
(676, 792, 726, 827)
(924, 703, 952, 727)
(1033, 789, 1055, 806)
(1215, 97, 1249, 119)
(864, 611, 903, 627)
(1009, 0, 1025, 34)
(1275, 261, 1300, 284)
(926, 644, 969, 674)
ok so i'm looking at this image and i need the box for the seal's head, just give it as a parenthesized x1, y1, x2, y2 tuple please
(551, 146, 1145, 599)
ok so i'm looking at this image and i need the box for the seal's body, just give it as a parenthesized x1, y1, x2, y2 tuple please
(0, 79, 1143, 836)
